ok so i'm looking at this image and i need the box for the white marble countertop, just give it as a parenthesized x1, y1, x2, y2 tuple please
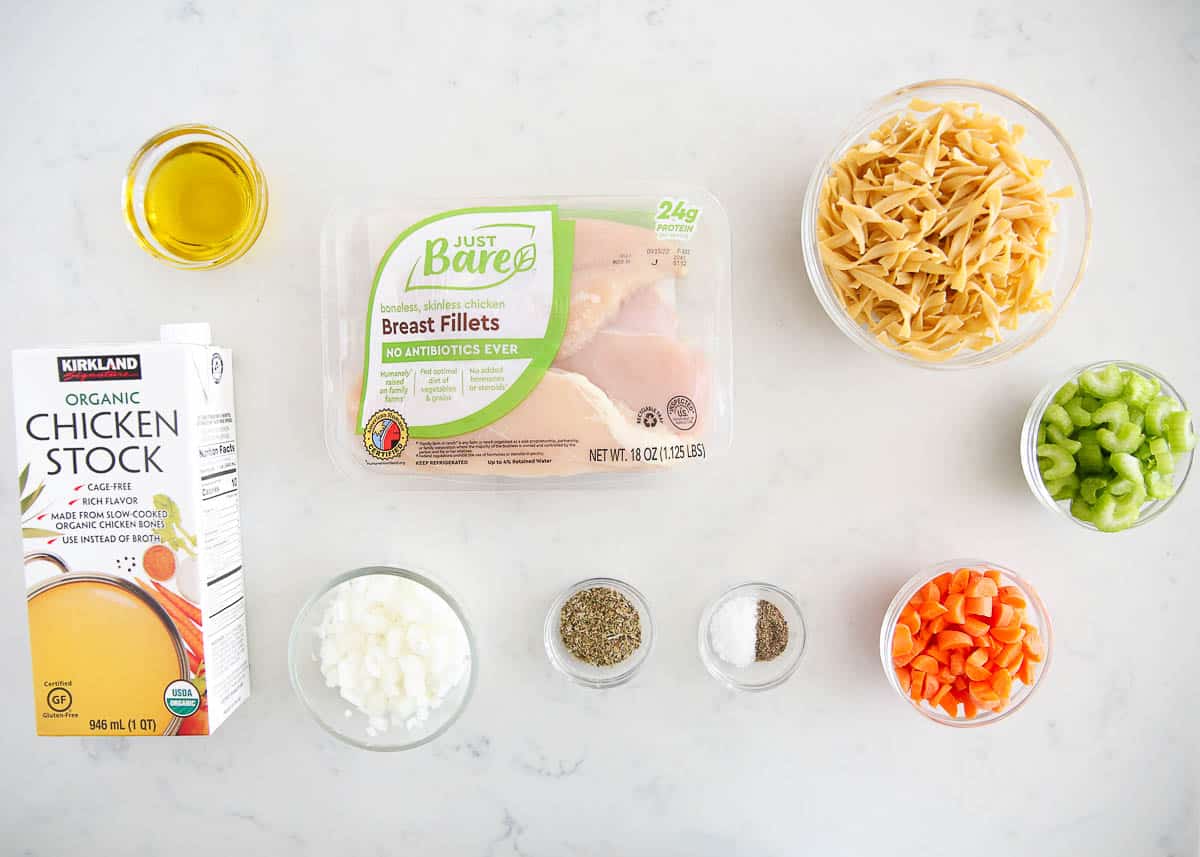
(2, 1, 1198, 854)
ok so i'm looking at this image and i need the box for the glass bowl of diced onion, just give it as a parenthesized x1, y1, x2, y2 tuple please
(879, 559, 1053, 727)
(802, 79, 1092, 369)
(288, 566, 476, 751)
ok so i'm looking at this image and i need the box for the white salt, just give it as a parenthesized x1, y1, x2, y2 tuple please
(710, 596, 758, 667)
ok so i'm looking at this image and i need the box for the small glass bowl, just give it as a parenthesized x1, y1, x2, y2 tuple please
(698, 582, 806, 691)
(801, 79, 1092, 369)
(544, 577, 654, 688)
(880, 559, 1052, 727)
(123, 124, 268, 270)
(1020, 361, 1194, 532)
(288, 566, 476, 751)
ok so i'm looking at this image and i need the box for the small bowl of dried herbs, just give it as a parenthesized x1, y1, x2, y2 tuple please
(544, 577, 654, 688)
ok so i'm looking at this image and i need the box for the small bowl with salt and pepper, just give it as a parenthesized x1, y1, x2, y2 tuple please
(699, 582, 806, 691)
(544, 577, 654, 688)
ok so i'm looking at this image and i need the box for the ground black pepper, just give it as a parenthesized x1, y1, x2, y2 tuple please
(755, 599, 788, 661)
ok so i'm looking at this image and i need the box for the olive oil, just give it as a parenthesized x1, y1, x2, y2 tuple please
(144, 142, 255, 261)
(124, 125, 267, 269)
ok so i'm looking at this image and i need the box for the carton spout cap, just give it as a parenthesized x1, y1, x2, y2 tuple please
(160, 323, 213, 346)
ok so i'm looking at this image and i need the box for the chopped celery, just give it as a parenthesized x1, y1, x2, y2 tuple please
(1122, 372, 1157, 408)
(1064, 397, 1092, 427)
(1037, 444, 1076, 480)
(1041, 403, 1074, 435)
(1079, 396, 1100, 412)
(1145, 397, 1180, 436)
(1097, 423, 1143, 454)
(1078, 365, 1124, 399)
(1091, 485, 1147, 533)
(1077, 442, 1106, 474)
(1036, 423, 1047, 444)
(1165, 410, 1196, 453)
(1080, 476, 1108, 504)
(1070, 497, 1095, 523)
(1053, 380, 1079, 406)
(1127, 407, 1145, 431)
(1046, 472, 1080, 500)
(1046, 425, 1082, 454)
(1091, 400, 1128, 429)
(1149, 437, 1174, 475)
(1107, 477, 1136, 497)
(1147, 471, 1176, 501)
(1110, 452, 1144, 489)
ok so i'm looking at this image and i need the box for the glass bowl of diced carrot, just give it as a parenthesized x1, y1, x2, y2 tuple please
(879, 559, 1052, 727)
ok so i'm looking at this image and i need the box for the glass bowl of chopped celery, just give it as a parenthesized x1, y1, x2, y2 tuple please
(1021, 361, 1195, 532)
(802, 79, 1092, 369)
(288, 566, 476, 751)
(881, 559, 1053, 727)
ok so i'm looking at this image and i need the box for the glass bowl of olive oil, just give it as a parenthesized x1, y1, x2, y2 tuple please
(123, 124, 267, 270)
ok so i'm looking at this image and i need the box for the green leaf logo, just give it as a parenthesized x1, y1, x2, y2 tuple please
(514, 243, 536, 273)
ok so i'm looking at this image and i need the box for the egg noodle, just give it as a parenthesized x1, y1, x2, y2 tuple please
(817, 99, 1073, 362)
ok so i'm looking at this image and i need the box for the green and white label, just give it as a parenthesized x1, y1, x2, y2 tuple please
(164, 679, 201, 717)
(358, 206, 575, 439)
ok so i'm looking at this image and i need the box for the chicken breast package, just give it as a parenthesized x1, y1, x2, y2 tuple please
(321, 192, 731, 483)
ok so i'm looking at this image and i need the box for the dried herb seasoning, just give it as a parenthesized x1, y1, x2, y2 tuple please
(559, 586, 642, 667)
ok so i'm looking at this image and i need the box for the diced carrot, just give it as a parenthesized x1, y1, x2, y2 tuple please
(918, 600, 947, 621)
(892, 624, 914, 657)
(894, 649, 918, 668)
(965, 596, 993, 617)
(991, 668, 1013, 699)
(937, 630, 973, 649)
(949, 652, 965, 675)
(999, 586, 1027, 608)
(1017, 658, 1036, 685)
(927, 646, 950, 666)
(899, 606, 921, 634)
(910, 671, 925, 701)
(921, 582, 941, 604)
(984, 569, 1002, 585)
(944, 592, 966, 624)
(938, 692, 960, 717)
(911, 654, 938, 674)
(952, 675, 967, 691)
(960, 617, 990, 637)
(928, 616, 947, 635)
(962, 696, 978, 718)
(938, 666, 954, 685)
(990, 603, 1016, 629)
(965, 661, 992, 682)
(931, 682, 952, 707)
(896, 666, 911, 694)
(1009, 653, 1025, 677)
(994, 643, 1022, 670)
(966, 577, 999, 598)
(933, 572, 954, 595)
(991, 624, 1025, 644)
(951, 568, 971, 593)
(922, 676, 940, 700)
(1023, 630, 1045, 661)
(966, 648, 988, 667)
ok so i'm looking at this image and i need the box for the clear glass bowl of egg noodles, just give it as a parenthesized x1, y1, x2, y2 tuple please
(289, 566, 476, 751)
(802, 80, 1092, 369)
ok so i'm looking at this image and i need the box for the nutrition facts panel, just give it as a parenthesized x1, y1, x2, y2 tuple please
(196, 411, 241, 583)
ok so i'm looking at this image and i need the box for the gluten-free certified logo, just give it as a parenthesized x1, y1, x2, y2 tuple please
(666, 395, 697, 431)
(47, 686, 73, 713)
(164, 679, 201, 717)
(363, 409, 409, 460)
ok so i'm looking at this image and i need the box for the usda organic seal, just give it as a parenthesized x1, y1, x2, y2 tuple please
(164, 679, 201, 717)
